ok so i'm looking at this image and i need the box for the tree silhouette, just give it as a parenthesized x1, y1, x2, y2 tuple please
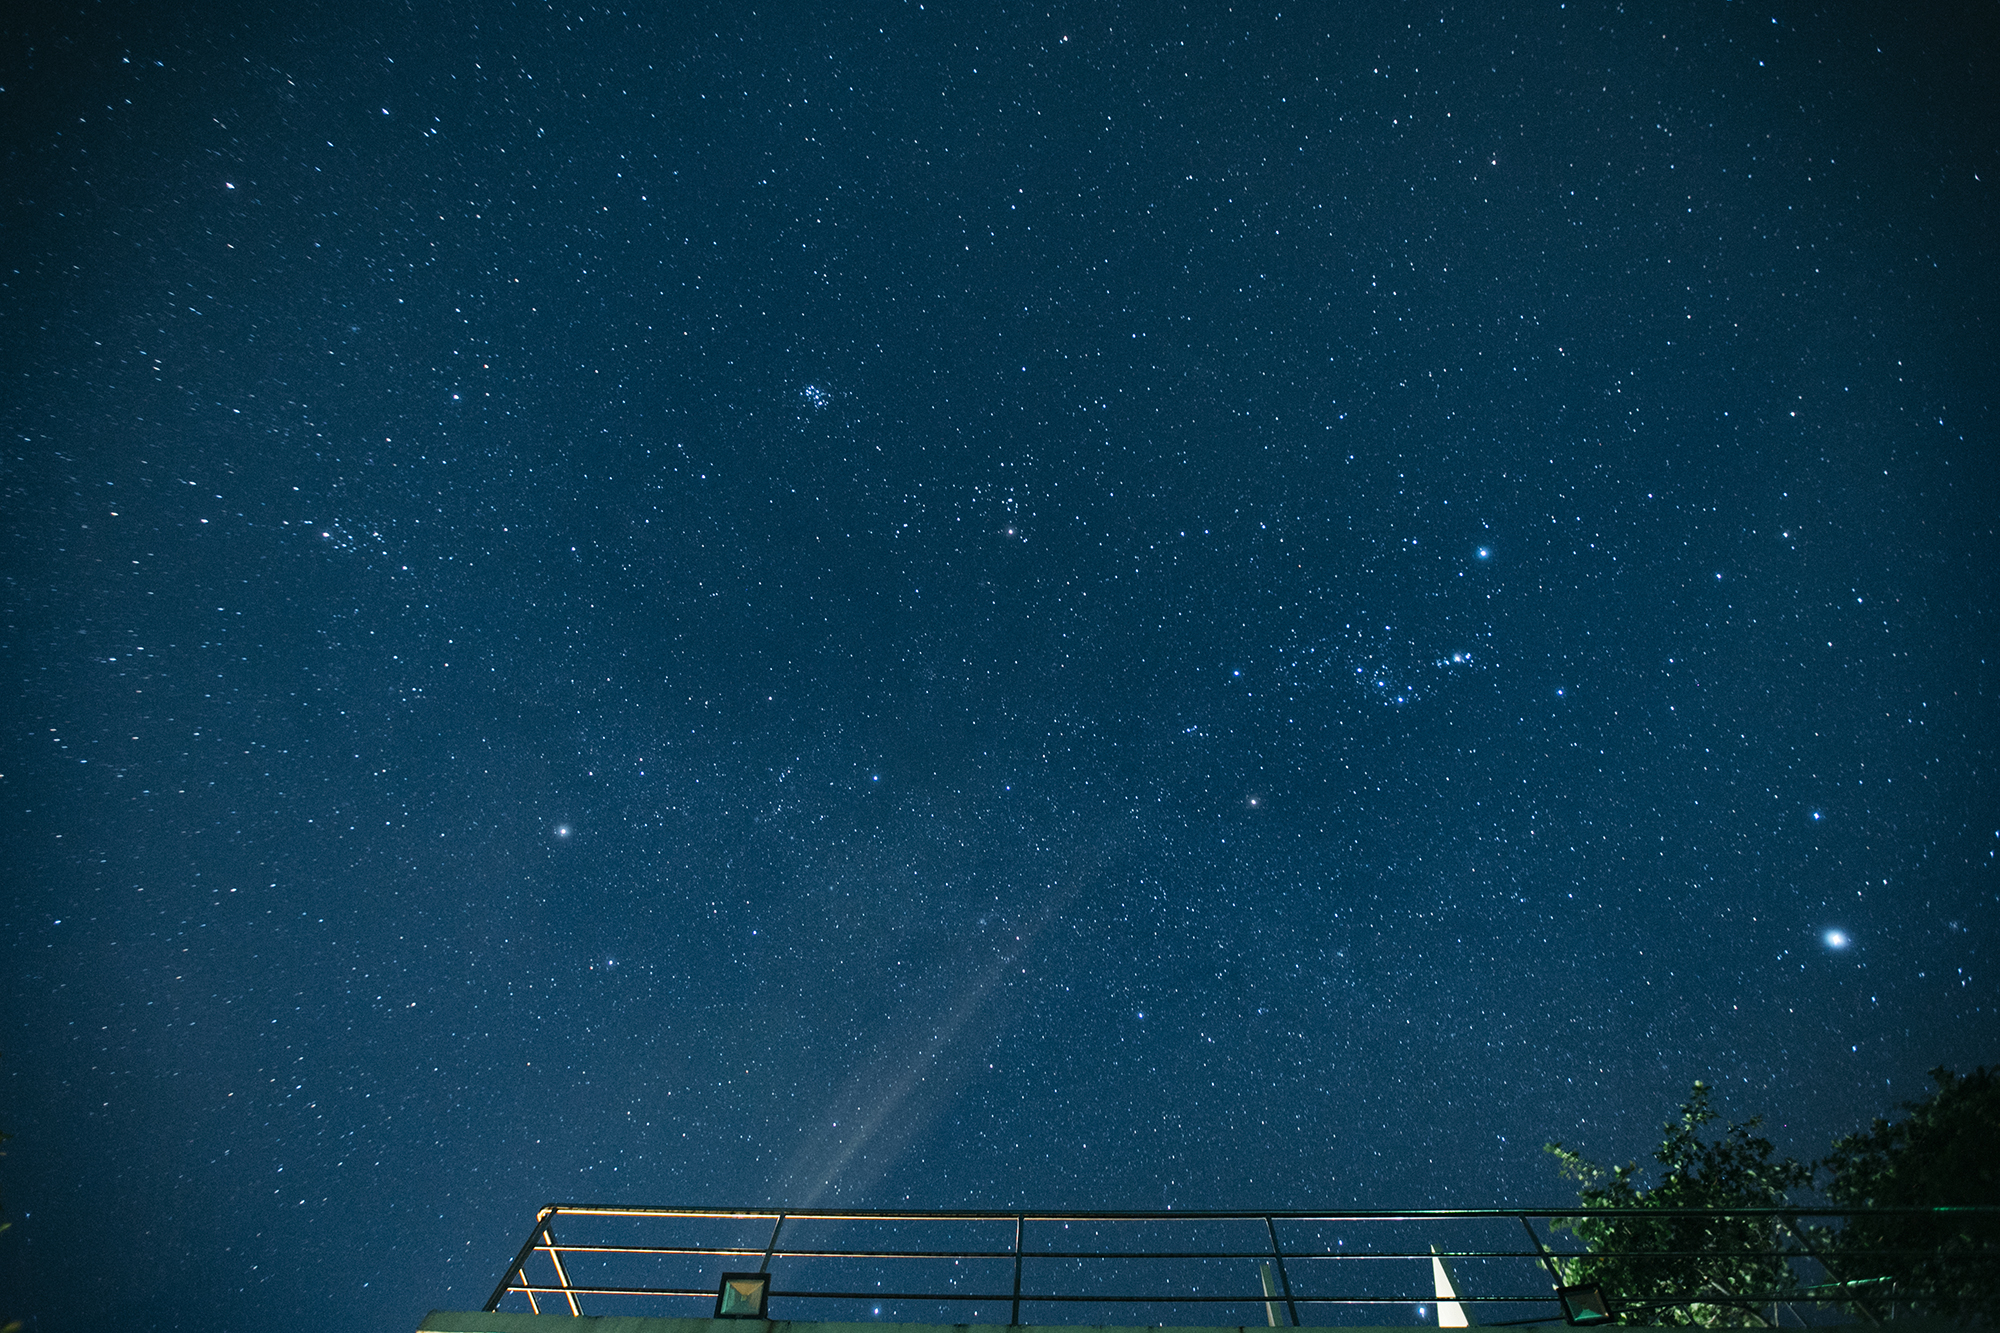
(1545, 1082, 1810, 1326)
(1816, 1066, 2000, 1322)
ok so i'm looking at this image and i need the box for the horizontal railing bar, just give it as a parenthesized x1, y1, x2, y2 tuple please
(506, 1283, 1947, 1306)
(534, 1244, 772, 1257)
(540, 1202, 2000, 1222)
(507, 1286, 1541, 1304)
(533, 1241, 1970, 1263)
(539, 1243, 1337, 1261)
(510, 1285, 1252, 1302)
(539, 1244, 1540, 1261)
(1287, 1249, 1950, 1261)
(786, 1249, 1294, 1261)
(541, 1245, 1022, 1260)
(1597, 1297, 1980, 1307)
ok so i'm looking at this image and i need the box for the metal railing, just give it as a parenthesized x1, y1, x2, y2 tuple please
(482, 1204, 1998, 1326)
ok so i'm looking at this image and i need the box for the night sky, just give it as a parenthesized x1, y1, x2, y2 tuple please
(3, 3, 1996, 1331)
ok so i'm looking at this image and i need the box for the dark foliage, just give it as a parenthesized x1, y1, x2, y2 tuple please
(1816, 1066, 2000, 1323)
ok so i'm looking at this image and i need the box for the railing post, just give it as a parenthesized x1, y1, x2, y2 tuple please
(485, 1205, 557, 1313)
(1520, 1215, 1564, 1288)
(1011, 1214, 1025, 1326)
(1264, 1215, 1301, 1326)
(541, 1211, 582, 1317)
(759, 1212, 788, 1272)
(1778, 1216, 1881, 1328)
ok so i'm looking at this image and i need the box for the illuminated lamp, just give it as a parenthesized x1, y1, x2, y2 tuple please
(1557, 1283, 1613, 1325)
(715, 1271, 772, 1319)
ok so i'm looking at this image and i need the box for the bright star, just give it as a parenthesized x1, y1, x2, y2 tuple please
(555, 825, 571, 838)
(1476, 546, 1492, 560)
(1824, 929, 1849, 950)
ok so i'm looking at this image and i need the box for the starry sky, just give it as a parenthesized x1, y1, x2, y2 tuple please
(3, 3, 1996, 1331)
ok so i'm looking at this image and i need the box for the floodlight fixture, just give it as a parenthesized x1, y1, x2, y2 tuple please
(715, 1271, 771, 1319)
(1557, 1283, 1613, 1326)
